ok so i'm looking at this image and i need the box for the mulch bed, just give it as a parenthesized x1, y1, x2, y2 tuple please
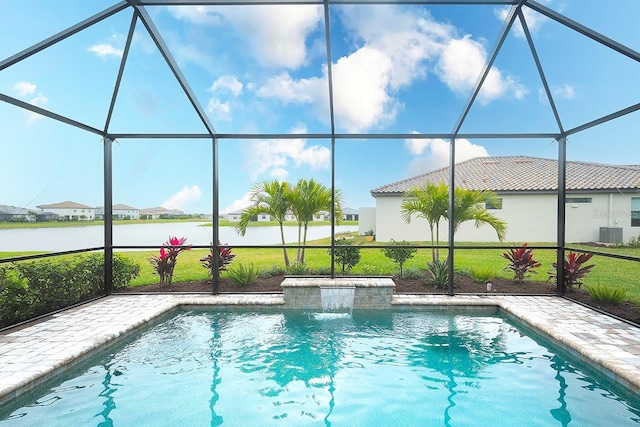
(118, 274, 640, 326)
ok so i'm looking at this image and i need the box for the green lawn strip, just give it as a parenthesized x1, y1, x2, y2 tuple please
(3, 240, 640, 304)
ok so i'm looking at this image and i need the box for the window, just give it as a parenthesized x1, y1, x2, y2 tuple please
(565, 197, 592, 203)
(632, 198, 640, 227)
(486, 198, 502, 210)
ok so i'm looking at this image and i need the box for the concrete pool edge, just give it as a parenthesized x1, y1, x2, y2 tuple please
(1, 293, 640, 405)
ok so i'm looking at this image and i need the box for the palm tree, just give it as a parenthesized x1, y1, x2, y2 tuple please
(450, 187, 507, 241)
(235, 180, 292, 267)
(288, 178, 343, 264)
(401, 182, 449, 261)
(401, 183, 507, 261)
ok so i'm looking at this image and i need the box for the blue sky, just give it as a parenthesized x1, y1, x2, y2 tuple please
(1, 0, 639, 214)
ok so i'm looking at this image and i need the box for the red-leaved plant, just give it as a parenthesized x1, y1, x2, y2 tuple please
(502, 243, 541, 283)
(149, 236, 190, 286)
(200, 241, 236, 276)
(548, 251, 595, 290)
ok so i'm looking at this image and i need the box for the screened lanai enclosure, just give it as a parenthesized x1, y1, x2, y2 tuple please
(0, 0, 639, 315)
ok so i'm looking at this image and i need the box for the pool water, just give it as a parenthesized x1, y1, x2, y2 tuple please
(1, 309, 639, 426)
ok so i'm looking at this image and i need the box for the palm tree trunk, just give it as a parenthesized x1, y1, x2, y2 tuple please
(435, 222, 440, 262)
(296, 222, 303, 263)
(278, 221, 290, 267)
(429, 223, 436, 262)
(301, 222, 309, 263)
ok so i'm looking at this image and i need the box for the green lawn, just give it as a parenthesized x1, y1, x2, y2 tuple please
(2, 236, 640, 304)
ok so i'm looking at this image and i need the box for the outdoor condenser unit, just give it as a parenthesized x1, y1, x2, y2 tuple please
(599, 227, 623, 244)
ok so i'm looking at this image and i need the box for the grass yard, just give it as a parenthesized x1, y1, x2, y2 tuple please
(2, 235, 640, 304)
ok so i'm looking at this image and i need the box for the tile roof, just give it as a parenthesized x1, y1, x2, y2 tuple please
(371, 156, 640, 196)
(35, 201, 94, 209)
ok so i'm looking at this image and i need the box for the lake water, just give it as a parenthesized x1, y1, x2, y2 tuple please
(0, 222, 358, 252)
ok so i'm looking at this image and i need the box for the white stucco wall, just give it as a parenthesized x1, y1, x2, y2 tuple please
(41, 207, 95, 221)
(358, 207, 376, 235)
(113, 209, 140, 220)
(375, 192, 640, 243)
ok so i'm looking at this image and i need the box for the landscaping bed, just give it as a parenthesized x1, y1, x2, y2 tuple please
(118, 274, 640, 326)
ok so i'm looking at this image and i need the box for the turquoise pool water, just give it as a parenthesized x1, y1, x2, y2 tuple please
(1, 309, 639, 426)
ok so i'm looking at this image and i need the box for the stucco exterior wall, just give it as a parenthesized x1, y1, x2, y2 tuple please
(375, 192, 640, 243)
(42, 207, 95, 221)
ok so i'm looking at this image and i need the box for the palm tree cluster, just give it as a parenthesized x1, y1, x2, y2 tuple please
(235, 179, 343, 267)
(401, 182, 507, 261)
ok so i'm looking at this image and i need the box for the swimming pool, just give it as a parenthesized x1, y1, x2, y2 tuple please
(1, 309, 639, 426)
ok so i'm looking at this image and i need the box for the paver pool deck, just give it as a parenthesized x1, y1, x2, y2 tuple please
(1, 294, 640, 405)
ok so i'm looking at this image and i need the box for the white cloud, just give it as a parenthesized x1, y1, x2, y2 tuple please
(206, 99, 232, 121)
(405, 137, 489, 176)
(209, 75, 243, 96)
(254, 5, 527, 132)
(88, 43, 123, 58)
(257, 47, 399, 132)
(26, 93, 49, 125)
(257, 72, 320, 104)
(224, 192, 253, 214)
(169, 5, 322, 69)
(88, 34, 125, 58)
(243, 128, 330, 180)
(13, 81, 36, 96)
(553, 83, 576, 99)
(436, 36, 528, 103)
(162, 185, 202, 210)
(332, 47, 399, 132)
(206, 76, 243, 121)
(495, 6, 549, 38)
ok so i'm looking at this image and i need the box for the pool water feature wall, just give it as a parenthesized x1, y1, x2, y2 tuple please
(280, 277, 395, 309)
(320, 286, 355, 312)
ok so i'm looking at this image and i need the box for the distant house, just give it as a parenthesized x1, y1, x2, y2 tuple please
(226, 209, 271, 222)
(95, 204, 140, 220)
(227, 207, 358, 223)
(36, 201, 95, 221)
(342, 207, 359, 221)
(370, 156, 640, 244)
(0, 205, 35, 222)
(139, 206, 184, 219)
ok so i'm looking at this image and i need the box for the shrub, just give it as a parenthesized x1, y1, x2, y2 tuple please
(402, 267, 423, 280)
(287, 262, 308, 276)
(2, 253, 141, 328)
(361, 264, 380, 276)
(226, 263, 259, 286)
(587, 283, 626, 304)
(200, 241, 236, 277)
(427, 259, 449, 289)
(470, 268, 497, 283)
(0, 268, 33, 327)
(381, 240, 418, 279)
(502, 244, 541, 283)
(150, 236, 190, 286)
(548, 251, 595, 290)
(311, 266, 332, 276)
(330, 238, 361, 274)
(111, 254, 141, 290)
(258, 265, 286, 279)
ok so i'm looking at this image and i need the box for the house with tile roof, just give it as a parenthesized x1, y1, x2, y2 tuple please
(95, 204, 140, 220)
(139, 206, 185, 219)
(35, 201, 95, 221)
(370, 156, 640, 243)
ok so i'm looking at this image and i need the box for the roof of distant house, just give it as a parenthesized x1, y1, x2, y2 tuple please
(140, 206, 184, 215)
(371, 156, 640, 196)
(0, 205, 31, 215)
(36, 201, 94, 209)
